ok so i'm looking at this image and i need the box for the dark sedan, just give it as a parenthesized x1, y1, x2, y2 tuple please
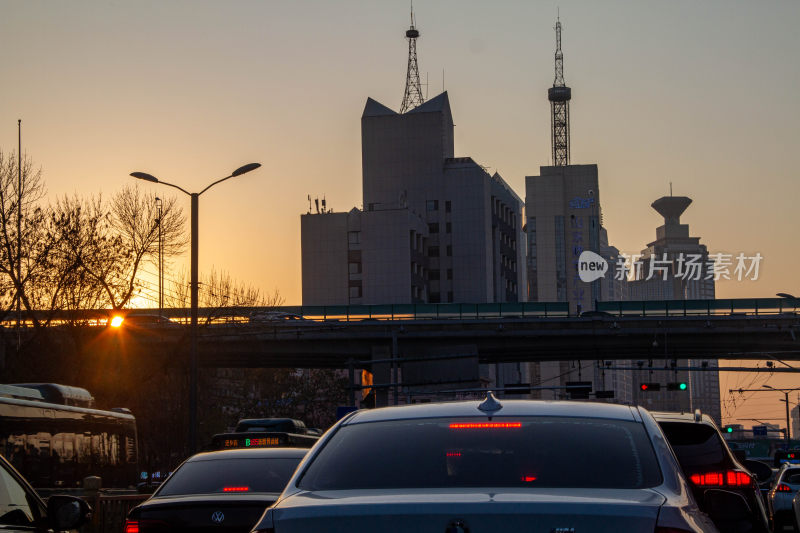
(124, 448, 306, 533)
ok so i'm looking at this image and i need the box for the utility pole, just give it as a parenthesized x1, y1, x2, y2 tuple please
(730, 386, 800, 446)
(155, 197, 163, 315)
(16, 120, 22, 351)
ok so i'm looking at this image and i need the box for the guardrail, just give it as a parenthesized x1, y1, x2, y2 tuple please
(83, 492, 148, 533)
(596, 297, 799, 317)
(5, 297, 799, 325)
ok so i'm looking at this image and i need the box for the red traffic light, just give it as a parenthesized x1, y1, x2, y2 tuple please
(640, 382, 661, 391)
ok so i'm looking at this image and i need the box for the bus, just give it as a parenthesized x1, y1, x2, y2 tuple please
(0, 383, 138, 489)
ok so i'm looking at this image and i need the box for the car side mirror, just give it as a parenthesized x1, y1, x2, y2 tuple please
(742, 459, 773, 483)
(704, 489, 750, 521)
(47, 494, 92, 531)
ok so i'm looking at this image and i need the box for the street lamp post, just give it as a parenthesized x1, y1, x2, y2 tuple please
(131, 162, 261, 454)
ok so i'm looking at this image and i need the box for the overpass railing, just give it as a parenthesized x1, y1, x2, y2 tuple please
(5, 297, 797, 326)
(595, 297, 798, 317)
(286, 302, 570, 321)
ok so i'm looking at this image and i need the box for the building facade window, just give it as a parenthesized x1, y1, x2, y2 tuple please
(429, 292, 441, 303)
(446, 222, 452, 233)
(429, 269, 440, 281)
(447, 268, 453, 280)
(349, 286, 362, 298)
(428, 223, 439, 234)
(348, 262, 361, 274)
(554, 215, 567, 301)
(426, 200, 439, 211)
(428, 246, 439, 257)
(348, 231, 360, 244)
(446, 245, 452, 257)
(445, 201, 452, 213)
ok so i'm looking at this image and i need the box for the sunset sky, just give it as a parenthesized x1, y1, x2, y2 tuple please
(2, 1, 798, 427)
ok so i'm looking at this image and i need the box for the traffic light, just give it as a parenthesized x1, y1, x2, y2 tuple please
(667, 382, 688, 391)
(640, 383, 661, 392)
(725, 426, 734, 434)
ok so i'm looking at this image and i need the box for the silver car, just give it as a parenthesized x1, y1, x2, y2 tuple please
(251, 394, 722, 533)
(769, 463, 800, 532)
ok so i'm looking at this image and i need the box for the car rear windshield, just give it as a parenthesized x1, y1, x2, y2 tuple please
(157, 457, 301, 496)
(657, 422, 727, 470)
(780, 468, 800, 484)
(298, 416, 662, 490)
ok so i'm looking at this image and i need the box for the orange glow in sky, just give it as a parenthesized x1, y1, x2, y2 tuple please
(1, 1, 798, 429)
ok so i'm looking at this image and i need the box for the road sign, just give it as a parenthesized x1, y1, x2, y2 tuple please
(752, 426, 768, 436)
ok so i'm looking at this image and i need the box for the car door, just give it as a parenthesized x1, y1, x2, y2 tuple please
(0, 458, 45, 532)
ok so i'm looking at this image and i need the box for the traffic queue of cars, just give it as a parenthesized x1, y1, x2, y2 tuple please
(3, 396, 800, 533)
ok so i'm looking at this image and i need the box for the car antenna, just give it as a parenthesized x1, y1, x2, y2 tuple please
(478, 391, 503, 415)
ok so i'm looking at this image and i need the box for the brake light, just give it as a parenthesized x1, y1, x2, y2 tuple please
(124, 521, 139, 533)
(446, 452, 461, 457)
(449, 422, 522, 429)
(776, 483, 792, 492)
(689, 470, 753, 488)
(223, 486, 250, 492)
(521, 476, 537, 482)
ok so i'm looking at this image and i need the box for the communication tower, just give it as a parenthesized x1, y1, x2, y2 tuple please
(400, 4, 425, 113)
(548, 15, 572, 166)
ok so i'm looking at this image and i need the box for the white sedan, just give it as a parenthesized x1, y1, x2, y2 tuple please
(250, 394, 726, 533)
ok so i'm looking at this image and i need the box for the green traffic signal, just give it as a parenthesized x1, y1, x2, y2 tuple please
(726, 426, 733, 433)
(679, 382, 687, 391)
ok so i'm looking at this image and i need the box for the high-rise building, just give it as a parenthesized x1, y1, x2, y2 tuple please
(792, 402, 799, 440)
(302, 92, 526, 306)
(628, 195, 720, 424)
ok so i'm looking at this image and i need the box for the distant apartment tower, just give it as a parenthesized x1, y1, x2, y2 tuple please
(302, 92, 526, 306)
(525, 164, 602, 312)
(792, 402, 799, 440)
(628, 195, 720, 424)
(628, 196, 715, 300)
(524, 165, 632, 403)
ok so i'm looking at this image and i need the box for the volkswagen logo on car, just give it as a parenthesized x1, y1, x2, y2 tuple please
(211, 511, 225, 524)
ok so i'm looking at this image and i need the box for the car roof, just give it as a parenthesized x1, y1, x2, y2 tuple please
(343, 399, 638, 425)
(649, 410, 716, 425)
(187, 447, 308, 462)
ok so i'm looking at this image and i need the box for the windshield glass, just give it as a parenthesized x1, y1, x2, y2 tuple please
(298, 416, 662, 490)
(158, 457, 301, 496)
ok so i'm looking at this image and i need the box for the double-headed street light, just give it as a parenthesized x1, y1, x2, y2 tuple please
(131, 162, 261, 454)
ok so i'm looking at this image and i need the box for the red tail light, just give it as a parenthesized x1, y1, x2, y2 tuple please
(124, 521, 139, 533)
(689, 470, 753, 488)
(223, 486, 250, 492)
(726, 471, 754, 486)
(776, 483, 792, 492)
(449, 422, 522, 429)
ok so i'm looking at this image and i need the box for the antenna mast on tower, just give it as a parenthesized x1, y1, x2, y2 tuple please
(548, 14, 572, 166)
(400, 3, 425, 113)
